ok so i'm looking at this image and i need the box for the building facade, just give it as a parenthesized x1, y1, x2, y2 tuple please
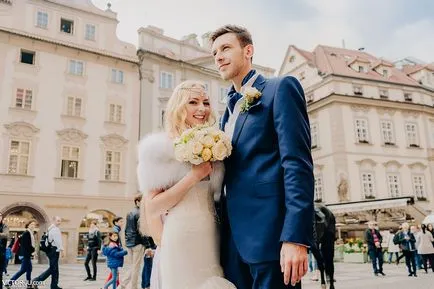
(280, 45, 434, 235)
(137, 26, 275, 137)
(0, 0, 139, 262)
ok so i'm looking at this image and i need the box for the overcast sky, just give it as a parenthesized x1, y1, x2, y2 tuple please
(92, 0, 434, 72)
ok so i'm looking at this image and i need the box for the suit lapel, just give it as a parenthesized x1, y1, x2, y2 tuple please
(231, 75, 267, 145)
(220, 107, 230, 131)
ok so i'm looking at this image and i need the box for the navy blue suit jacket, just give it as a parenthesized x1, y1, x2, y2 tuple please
(220, 75, 314, 264)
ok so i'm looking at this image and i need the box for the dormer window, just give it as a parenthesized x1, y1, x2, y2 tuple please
(289, 55, 295, 63)
(358, 66, 364, 73)
(379, 89, 388, 99)
(404, 93, 413, 102)
(382, 69, 388, 77)
(353, 85, 363, 96)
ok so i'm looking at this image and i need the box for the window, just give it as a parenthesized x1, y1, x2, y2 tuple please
(159, 72, 174, 89)
(219, 87, 228, 103)
(8, 140, 30, 175)
(20, 50, 35, 65)
(109, 104, 123, 123)
(405, 123, 419, 147)
(311, 123, 319, 149)
(355, 119, 369, 143)
(380, 120, 394, 145)
(15, 89, 32, 110)
(68, 60, 84, 76)
(85, 24, 96, 41)
(387, 174, 401, 197)
(105, 151, 121, 181)
(404, 93, 412, 102)
(412, 175, 426, 200)
(314, 173, 323, 202)
(382, 69, 388, 77)
(379, 89, 388, 99)
(289, 55, 295, 63)
(353, 85, 363, 95)
(361, 172, 375, 199)
(358, 66, 364, 73)
(66, 96, 82, 117)
(60, 18, 74, 34)
(36, 11, 48, 28)
(60, 146, 79, 178)
(111, 69, 124, 84)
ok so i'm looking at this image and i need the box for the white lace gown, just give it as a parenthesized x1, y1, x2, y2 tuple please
(159, 180, 236, 289)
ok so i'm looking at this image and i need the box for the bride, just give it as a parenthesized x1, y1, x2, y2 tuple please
(137, 80, 235, 289)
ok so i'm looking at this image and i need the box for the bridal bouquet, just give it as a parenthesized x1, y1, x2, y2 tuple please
(174, 125, 232, 165)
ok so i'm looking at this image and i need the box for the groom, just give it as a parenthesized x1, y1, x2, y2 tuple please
(211, 25, 314, 289)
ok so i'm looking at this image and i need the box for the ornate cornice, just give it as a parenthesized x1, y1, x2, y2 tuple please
(57, 128, 88, 142)
(4, 121, 40, 137)
(100, 133, 128, 149)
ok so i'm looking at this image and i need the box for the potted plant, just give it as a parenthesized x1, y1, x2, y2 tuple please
(343, 238, 367, 263)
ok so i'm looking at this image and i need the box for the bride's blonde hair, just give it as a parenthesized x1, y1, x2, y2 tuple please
(165, 80, 217, 137)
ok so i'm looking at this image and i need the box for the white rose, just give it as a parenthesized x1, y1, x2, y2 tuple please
(201, 135, 215, 148)
(192, 141, 204, 155)
(212, 141, 228, 161)
(201, 148, 212, 162)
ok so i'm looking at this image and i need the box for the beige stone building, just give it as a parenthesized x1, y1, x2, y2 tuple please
(136, 26, 275, 137)
(280, 45, 434, 236)
(0, 0, 139, 262)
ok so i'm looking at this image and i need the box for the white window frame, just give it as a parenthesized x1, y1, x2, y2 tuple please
(36, 11, 48, 29)
(111, 69, 124, 84)
(68, 60, 84, 76)
(85, 24, 96, 41)
(361, 171, 375, 199)
(66, 96, 82, 117)
(60, 145, 80, 178)
(311, 123, 319, 149)
(412, 175, 426, 200)
(15, 88, 33, 110)
(405, 122, 419, 147)
(8, 140, 30, 175)
(355, 118, 369, 143)
(387, 174, 401, 198)
(314, 173, 323, 202)
(380, 120, 395, 145)
(104, 150, 121, 181)
(109, 104, 123, 123)
(159, 71, 174, 89)
(219, 87, 228, 104)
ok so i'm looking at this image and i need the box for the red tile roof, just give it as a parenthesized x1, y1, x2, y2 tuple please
(295, 45, 420, 86)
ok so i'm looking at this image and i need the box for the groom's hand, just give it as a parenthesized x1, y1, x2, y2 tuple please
(280, 242, 308, 286)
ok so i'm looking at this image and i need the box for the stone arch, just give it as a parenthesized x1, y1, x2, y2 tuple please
(77, 209, 117, 258)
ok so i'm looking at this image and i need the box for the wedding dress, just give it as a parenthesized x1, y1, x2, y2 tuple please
(137, 132, 236, 289)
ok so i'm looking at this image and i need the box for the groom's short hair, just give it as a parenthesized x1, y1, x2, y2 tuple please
(210, 25, 252, 48)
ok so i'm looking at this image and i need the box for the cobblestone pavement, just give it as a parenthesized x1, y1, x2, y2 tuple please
(2, 261, 434, 289)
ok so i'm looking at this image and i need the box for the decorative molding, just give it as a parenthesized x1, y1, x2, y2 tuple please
(402, 110, 420, 119)
(140, 68, 155, 83)
(57, 128, 88, 142)
(377, 108, 396, 116)
(383, 160, 402, 168)
(350, 105, 370, 113)
(4, 121, 40, 137)
(408, 162, 427, 170)
(100, 133, 128, 149)
(356, 158, 377, 167)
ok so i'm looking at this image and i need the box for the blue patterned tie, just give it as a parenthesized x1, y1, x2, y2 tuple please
(227, 92, 243, 113)
(226, 69, 257, 113)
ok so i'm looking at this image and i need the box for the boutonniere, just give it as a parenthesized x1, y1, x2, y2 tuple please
(240, 87, 262, 113)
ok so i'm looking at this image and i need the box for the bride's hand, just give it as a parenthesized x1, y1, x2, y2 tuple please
(189, 162, 212, 182)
